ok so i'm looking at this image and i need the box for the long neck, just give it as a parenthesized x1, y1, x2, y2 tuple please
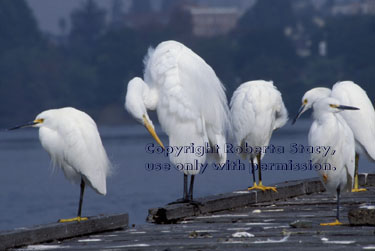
(313, 109, 336, 125)
(143, 84, 158, 111)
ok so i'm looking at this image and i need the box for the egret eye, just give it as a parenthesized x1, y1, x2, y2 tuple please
(34, 118, 44, 124)
(303, 99, 308, 105)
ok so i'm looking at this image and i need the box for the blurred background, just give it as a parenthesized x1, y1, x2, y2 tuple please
(1, 0, 375, 125)
(0, 0, 374, 231)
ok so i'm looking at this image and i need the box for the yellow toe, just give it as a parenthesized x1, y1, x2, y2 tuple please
(58, 216, 88, 223)
(320, 219, 343, 226)
(258, 182, 277, 192)
(260, 185, 277, 192)
(248, 182, 266, 191)
(351, 188, 367, 192)
(248, 182, 277, 192)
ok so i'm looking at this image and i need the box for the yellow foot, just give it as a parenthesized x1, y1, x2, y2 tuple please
(248, 182, 277, 192)
(351, 188, 367, 192)
(320, 219, 343, 226)
(257, 184, 277, 192)
(248, 183, 266, 191)
(58, 216, 88, 223)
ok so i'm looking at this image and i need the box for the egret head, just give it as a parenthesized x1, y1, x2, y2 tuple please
(8, 115, 46, 130)
(292, 87, 331, 124)
(125, 78, 149, 123)
(33, 110, 59, 128)
(125, 77, 165, 149)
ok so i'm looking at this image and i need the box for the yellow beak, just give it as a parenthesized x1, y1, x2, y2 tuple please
(143, 115, 165, 149)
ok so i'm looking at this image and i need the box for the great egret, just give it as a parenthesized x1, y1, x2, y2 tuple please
(9, 107, 111, 222)
(293, 81, 375, 192)
(307, 97, 357, 225)
(125, 40, 230, 203)
(230, 80, 288, 192)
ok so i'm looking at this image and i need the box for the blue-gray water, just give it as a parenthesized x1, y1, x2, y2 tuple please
(0, 119, 373, 231)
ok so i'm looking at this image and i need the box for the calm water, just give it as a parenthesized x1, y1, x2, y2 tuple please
(0, 119, 373, 231)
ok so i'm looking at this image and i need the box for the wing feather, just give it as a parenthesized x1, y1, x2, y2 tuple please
(40, 108, 111, 195)
(331, 81, 375, 161)
(230, 80, 288, 160)
(143, 41, 229, 164)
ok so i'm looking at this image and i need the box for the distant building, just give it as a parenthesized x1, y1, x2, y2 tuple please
(332, 0, 375, 15)
(187, 7, 241, 37)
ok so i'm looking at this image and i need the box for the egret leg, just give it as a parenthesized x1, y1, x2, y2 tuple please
(168, 174, 202, 206)
(320, 188, 343, 226)
(183, 173, 188, 200)
(248, 157, 265, 191)
(59, 178, 88, 223)
(256, 153, 277, 192)
(187, 175, 203, 206)
(168, 174, 190, 205)
(352, 153, 367, 192)
(77, 178, 85, 217)
(188, 175, 195, 201)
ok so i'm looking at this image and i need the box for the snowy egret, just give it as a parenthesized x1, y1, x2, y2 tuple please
(125, 40, 230, 203)
(293, 81, 375, 192)
(230, 80, 288, 192)
(307, 97, 357, 225)
(9, 107, 111, 222)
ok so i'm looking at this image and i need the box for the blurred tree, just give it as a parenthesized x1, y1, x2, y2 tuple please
(130, 0, 152, 13)
(231, 0, 303, 109)
(58, 17, 67, 35)
(62, 0, 107, 118)
(233, 1, 299, 77)
(69, 0, 106, 52)
(238, 0, 295, 33)
(1, 0, 375, 126)
(314, 15, 375, 94)
(110, 0, 125, 30)
(0, 0, 40, 52)
(161, 0, 176, 11)
(0, 0, 47, 125)
(166, 3, 193, 40)
(94, 28, 145, 108)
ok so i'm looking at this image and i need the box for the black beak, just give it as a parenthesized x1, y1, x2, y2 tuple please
(337, 105, 359, 111)
(8, 121, 38, 130)
(292, 105, 305, 125)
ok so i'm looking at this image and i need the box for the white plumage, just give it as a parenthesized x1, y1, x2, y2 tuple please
(125, 40, 230, 202)
(10, 107, 111, 221)
(308, 97, 356, 225)
(330, 82, 375, 160)
(230, 80, 288, 191)
(294, 81, 375, 191)
(36, 107, 110, 195)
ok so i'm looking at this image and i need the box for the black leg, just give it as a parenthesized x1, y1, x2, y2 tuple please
(77, 178, 85, 218)
(167, 174, 189, 205)
(250, 157, 256, 183)
(168, 173, 202, 206)
(188, 175, 195, 201)
(336, 187, 340, 221)
(320, 186, 342, 225)
(354, 153, 358, 188)
(187, 175, 202, 207)
(183, 173, 188, 200)
(257, 153, 262, 183)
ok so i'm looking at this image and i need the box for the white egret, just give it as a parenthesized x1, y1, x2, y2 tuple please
(9, 107, 111, 222)
(307, 97, 357, 225)
(293, 81, 375, 192)
(125, 40, 230, 204)
(230, 80, 288, 192)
